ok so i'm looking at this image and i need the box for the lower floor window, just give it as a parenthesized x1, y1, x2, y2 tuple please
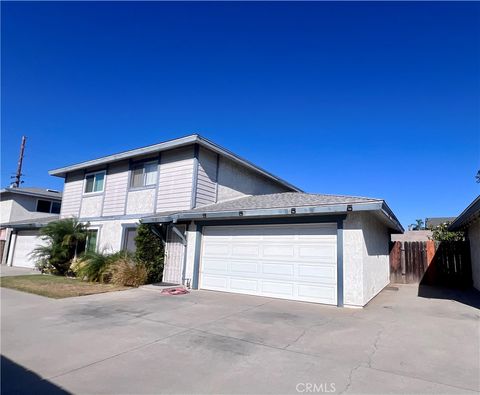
(123, 227, 138, 252)
(85, 230, 98, 253)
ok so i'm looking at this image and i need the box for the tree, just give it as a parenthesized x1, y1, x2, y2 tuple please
(134, 222, 164, 283)
(32, 218, 89, 275)
(409, 219, 424, 231)
(431, 222, 464, 242)
(476, 170, 480, 183)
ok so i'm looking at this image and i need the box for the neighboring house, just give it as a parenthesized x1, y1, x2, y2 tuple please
(449, 196, 480, 291)
(49, 134, 403, 307)
(0, 187, 62, 268)
(425, 217, 456, 229)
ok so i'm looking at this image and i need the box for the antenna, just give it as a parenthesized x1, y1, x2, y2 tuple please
(11, 136, 26, 188)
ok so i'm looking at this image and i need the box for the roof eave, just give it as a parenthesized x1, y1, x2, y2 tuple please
(48, 134, 302, 192)
(143, 201, 404, 232)
(448, 195, 480, 231)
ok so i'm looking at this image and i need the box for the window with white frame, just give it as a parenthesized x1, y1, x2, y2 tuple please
(84, 171, 106, 193)
(130, 161, 157, 188)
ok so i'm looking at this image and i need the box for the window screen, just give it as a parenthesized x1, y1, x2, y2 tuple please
(124, 228, 138, 252)
(130, 161, 157, 188)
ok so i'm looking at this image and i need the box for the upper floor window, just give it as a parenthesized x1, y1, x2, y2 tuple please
(130, 161, 157, 188)
(37, 200, 61, 214)
(84, 171, 106, 193)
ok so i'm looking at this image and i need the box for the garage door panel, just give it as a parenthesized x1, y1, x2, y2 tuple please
(230, 260, 258, 274)
(262, 262, 295, 276)
(298, 284, 336, 302)
(261, 281, 294, 297)
(262, 244, 295, 258)
(200, 223, 337, 305)
(231, 244, 259, 256)
(298, 264, 336, 280)
(298, 244, 336, 260)
(201, 275, 229, 290)
(230, 278, 258, 292)
(203, 243, 230, 256)
(201, 258, 228, 273)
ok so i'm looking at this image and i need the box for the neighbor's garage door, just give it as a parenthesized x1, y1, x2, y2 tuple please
(200, 223, 337, 305)
(11, 230, 45, 268)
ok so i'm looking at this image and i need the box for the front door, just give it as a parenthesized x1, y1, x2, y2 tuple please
(162, 225, 186, 284)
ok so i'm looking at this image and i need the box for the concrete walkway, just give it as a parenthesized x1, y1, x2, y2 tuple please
(0, 265, 40, 277)
(1, 284, 479, 394)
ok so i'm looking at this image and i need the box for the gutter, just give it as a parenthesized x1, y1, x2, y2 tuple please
(143, 201, 404, 233)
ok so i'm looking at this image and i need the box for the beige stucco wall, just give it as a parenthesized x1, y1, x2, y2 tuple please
(0, 199, 13, 223)
(126, 188, 156, 215)
(360, 212, 390, 304)
(468, 219, 480, 291)
(88, 218, 140, 253)
(80, 195, 103, 218)
(1, 194, 61, 223)
(343, 212, 390, 306)
(343, 213, 365, 306)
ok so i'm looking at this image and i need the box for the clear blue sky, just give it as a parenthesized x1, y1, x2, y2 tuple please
(2, 2, 479, 228)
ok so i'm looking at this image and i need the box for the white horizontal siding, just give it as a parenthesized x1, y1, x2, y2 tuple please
(196, 147, 217, 207)
(60, 171, 83, 218)
(102, 161, 129, 216)
(156, 147, 194, 212)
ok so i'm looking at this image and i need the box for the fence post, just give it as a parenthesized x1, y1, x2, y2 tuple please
(401, 241, 406, 283)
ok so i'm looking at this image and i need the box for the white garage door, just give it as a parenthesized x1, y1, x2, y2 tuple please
(200, 223, 337, 305)
(11, 230, 45, 268)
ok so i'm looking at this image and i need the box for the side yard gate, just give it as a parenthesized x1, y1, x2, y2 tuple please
(390, 240, 472, 287)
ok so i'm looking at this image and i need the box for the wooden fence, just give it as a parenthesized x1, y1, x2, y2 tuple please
(389, 240, 472, 287)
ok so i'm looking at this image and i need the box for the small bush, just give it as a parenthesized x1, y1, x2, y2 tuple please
(72, 251, 113, 283)
(134, 223, 164, 283)
(107, 252, 147, 287)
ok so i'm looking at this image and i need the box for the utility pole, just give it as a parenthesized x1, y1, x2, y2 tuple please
(11, 136, 26, 188)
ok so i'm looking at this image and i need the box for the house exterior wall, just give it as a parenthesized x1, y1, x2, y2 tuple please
(0, 199, 13, 223)
(102, 161, 129, 216)
(343, 212, 390, 307)
(57, 144, 295, 255)
(126, 188, 156, 215)
(156, 146, 194, 212)
(80, 195, 103, 218)
(88, 218, 140, 252)
(360, 212, 390, 304)
(343, 213, 365, 306)
(60, 171, 84, 218)
(468, 219, 480, 291)
(1, 194, 61, 223)
(195, 147, 218, 207)
(216, 157, 290, 201)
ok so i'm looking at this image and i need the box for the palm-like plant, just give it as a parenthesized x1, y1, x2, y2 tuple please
(32, 218, 89, 275)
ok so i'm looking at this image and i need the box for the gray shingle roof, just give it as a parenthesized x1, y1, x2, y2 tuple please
(190, 192, 382, 213)
(0, 187, 62, 200)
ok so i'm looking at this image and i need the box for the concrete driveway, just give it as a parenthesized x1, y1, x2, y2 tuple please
(0, 265, 40, 277)
(1, 284, 479, 394)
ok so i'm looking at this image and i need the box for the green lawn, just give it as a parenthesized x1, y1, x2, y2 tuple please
(0, 275, 128, 299)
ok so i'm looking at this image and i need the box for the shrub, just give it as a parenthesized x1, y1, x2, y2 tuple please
(134, 222, 164, 283)
(32, 218, 89, 275)
(72, 251, 113, 283)
(107, 252, 147, 287)
(430, 222, 464, 242)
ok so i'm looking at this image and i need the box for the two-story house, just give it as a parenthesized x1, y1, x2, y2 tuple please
(0, 187, 62, 267)
(50, 134, 403, 307)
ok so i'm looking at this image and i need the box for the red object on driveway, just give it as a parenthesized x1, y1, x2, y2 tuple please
(161, 287, 189, 295)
